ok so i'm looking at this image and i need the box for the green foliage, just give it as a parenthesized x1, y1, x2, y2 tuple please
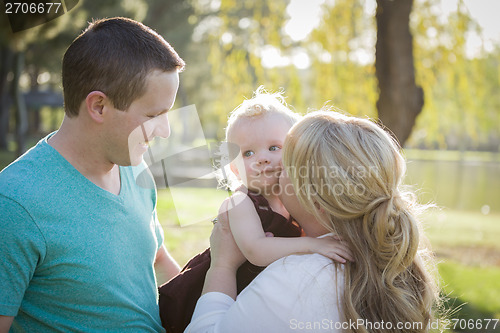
(189, 0, 499, 149)
(186, 0, 312, 139)
(423, 209, 500, 251)
(309, 0, 377, 116)
(1, 0, 499, 152)
(410, 0, 500, 150)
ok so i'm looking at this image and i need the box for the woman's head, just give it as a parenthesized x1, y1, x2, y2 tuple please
(281, 110, 439, 332)
(220, 87, 301, 193)
(282, 110, 407, 230)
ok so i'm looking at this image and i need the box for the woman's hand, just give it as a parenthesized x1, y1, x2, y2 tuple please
(201, 198, 247, 299)
(210, 198, 247, 270)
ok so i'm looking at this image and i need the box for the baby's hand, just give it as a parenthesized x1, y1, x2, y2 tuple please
(310, 236, 353, 263)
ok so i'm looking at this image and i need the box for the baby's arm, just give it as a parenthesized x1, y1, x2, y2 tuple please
(226, 192, 352, 267)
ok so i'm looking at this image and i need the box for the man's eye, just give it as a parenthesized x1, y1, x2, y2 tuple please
(243, 150, 254, 157)
(269, 145, 281, 151)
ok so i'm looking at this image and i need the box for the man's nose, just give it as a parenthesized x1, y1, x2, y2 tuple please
(152, 113, 170, 139)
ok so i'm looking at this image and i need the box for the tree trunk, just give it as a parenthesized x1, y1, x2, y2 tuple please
(0, 46, 14, 149)
(28, 65, 41, 134)
(11, 51, 28, 157)
(375, 0, 423, 146)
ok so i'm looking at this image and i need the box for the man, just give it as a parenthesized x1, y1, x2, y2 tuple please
(0, 17, 184, 332)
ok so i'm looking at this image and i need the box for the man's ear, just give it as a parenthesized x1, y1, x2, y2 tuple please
(85, 91, 108, 123)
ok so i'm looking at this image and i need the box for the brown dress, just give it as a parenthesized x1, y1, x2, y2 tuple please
(158, 190, 302, 333)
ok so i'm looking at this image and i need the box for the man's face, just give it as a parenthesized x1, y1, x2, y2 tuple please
(105, 70, 179, 166)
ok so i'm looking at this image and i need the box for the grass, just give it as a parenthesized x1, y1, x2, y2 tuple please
(424, 209, 500, 249)
(422, 209, 500, 331)
(157, 187, 227, 266)
(439, 260, 500, 319)
(403, 149, 500, 163)
(423, 209, 500, 265)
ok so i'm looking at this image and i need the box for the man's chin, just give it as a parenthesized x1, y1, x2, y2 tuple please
(128, 154, 145, 166)
(130, 158, 144, 166)
(127, 146, 147, 166)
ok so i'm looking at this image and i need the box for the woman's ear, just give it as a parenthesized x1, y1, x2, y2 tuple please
(85, 91, 108, 123)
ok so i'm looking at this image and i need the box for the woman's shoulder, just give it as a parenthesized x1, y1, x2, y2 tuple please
(270, 253, 343, 279)
(251, 253, 344, 296)
(240, 253, 344, 325)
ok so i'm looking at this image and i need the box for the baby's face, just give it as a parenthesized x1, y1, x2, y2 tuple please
(229, 114, 292, 195)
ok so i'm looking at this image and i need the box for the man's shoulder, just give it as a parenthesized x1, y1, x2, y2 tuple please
(0, 138, 54, 200)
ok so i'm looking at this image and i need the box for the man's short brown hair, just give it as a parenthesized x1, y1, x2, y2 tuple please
(62, 17, 185, 117)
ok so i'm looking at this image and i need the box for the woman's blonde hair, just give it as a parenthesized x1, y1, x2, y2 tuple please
(282, 110, 440, 333)
(218, 86, 301, 190)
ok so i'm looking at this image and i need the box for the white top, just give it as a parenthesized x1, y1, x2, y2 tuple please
(185, 252, 344, 333)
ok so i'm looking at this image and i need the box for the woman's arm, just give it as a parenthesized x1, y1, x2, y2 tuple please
(227, 192, 352, 266)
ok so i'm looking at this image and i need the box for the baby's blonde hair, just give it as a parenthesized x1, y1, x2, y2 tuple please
(225, 86, 300, 142)
(218, 86, 301, 191)
(283, 110, 441, 332)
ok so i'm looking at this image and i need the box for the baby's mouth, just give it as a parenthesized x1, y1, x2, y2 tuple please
(258, 166, 281, 176)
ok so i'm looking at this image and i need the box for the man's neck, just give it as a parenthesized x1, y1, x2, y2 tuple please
(49, 117, 121, 195)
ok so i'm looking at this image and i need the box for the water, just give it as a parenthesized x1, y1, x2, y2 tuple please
(405, 158, 500, 213)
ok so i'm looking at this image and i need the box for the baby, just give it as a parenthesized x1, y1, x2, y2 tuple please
(158, 87, 351, 333)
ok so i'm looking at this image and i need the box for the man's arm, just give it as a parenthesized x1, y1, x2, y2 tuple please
(154, 244, 181, 285)
(0, 196, 45, 328)
(0, 315, 14, 333)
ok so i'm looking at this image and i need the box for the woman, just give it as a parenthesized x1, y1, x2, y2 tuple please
(185, 110, 440, 333)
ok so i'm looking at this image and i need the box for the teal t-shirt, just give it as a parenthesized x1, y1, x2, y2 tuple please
(0, 135, 165, 332)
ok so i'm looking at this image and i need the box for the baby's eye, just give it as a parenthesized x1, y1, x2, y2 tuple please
(243, 150, 254, 157)
(269, 145, 281, 152)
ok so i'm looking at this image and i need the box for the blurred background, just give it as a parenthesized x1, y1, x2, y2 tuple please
(1, 0, 499, 331)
